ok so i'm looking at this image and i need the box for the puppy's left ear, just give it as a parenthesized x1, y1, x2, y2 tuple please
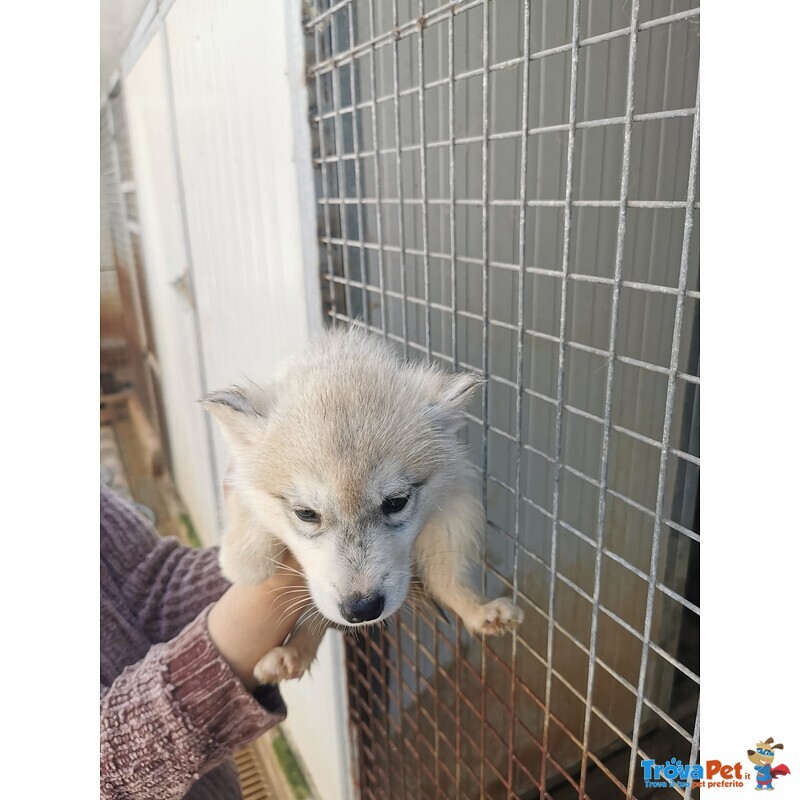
(430, 370, 483, 432)
(201, 382, 274, 450)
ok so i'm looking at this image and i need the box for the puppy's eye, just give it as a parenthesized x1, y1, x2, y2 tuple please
(381, 494, 409, 515)
(294, 508, 320, 523)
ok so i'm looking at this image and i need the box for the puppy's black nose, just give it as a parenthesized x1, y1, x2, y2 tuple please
(340, 593, 385, 624)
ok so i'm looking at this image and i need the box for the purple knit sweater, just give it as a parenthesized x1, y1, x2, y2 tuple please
(100, 485, 286, 800)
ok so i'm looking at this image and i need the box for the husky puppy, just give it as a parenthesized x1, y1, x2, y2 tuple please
(203, 329, 523, 683)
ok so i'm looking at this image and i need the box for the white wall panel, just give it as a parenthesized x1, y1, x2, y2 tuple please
(124, 30, 220, 546)
(164, 0, 320, 398)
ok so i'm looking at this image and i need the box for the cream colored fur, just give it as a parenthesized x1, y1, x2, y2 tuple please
(204, 328, 522, 683)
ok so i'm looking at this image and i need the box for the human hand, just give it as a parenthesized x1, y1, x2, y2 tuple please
(207, 550, 310, 690)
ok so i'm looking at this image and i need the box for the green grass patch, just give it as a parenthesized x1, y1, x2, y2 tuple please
(179, 512, 203, 549)
(272, 728, 313, 799)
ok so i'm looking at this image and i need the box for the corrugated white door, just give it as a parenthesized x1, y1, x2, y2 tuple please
(163, 0, 317, 402)
(124, 29, 220, 546)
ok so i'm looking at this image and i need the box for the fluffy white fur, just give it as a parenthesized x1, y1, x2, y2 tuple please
(203, 328, 523, 683)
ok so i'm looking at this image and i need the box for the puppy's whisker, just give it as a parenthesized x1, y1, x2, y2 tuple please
(276, 603, 312, 626)
(312, 612, 329, 638)
(274, 595, 310, 614)
(261, 557, 306, 579)
(262, 586, 310, 599)
(274, 591, 312, 607)
(276, 598, 314, 625)
(296, 606, 319, 630)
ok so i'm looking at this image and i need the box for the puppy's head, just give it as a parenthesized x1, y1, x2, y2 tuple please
(204, 329, 481, 627)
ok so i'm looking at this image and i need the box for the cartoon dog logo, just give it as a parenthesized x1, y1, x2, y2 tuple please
(747, 738, 791, 791)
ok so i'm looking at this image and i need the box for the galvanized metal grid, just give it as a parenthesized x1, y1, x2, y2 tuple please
(305, 1, 699, 798)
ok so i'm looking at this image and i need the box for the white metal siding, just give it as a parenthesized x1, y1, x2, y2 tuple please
(164, 0, 320, 400)
(124, 29, 220, 546)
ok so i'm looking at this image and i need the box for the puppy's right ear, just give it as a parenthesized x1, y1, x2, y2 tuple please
(426, 370, 484, 434)
(201, 383, 273, 450)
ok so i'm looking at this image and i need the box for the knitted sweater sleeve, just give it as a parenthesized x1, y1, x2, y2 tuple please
(100, 485, 231, 643)
(100, 607, 287, 800)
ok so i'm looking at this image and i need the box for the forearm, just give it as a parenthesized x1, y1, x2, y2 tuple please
(100, 608, 286, 800)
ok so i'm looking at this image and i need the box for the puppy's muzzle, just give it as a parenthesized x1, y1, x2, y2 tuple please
(340, 592, 385, 624)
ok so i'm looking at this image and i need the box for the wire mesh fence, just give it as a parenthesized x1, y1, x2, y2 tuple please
(306, 1, 699, 797)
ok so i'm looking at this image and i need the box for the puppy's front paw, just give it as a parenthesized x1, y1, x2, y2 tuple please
(253, 647, 307, 684)
(471, 598, 523, 636)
